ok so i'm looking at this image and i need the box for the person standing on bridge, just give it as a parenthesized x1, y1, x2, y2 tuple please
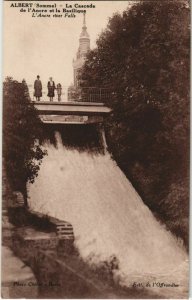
(47, 77, 56, 101)
(34, 75, 42, 101)
(56, 83, 62, 102)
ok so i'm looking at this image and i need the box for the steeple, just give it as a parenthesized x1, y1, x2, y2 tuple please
(78, 13, 90, 58)
(72, 13, 91, 87)
(80, 13, 90, 39)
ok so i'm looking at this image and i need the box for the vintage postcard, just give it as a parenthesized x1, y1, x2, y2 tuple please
(2, 0, 190, 298)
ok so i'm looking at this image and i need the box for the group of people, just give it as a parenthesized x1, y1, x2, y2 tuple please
(34, 75, 62, 101)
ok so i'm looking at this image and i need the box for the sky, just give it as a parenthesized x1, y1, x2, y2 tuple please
(3, 1, 131, 88)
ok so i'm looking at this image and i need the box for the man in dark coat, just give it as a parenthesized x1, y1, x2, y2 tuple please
(47, 77, 56, 101)
(34, 75, 42, 101)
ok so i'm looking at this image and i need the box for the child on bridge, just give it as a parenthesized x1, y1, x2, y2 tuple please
(57, 83, 62, 102)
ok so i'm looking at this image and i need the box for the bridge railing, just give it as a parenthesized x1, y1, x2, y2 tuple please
(28, 84, 112, 103)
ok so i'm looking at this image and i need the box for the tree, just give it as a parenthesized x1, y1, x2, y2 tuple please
(80, 1, 190, 244)
(3, 77, 47, 203)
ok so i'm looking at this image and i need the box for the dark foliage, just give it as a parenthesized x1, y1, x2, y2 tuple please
(3, 77, 47, 198)
(80, 1, 190, 245)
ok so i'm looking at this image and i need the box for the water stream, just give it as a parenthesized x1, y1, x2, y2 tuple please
(28, 130, 188, 298)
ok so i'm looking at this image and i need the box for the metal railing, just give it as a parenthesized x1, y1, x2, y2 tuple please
(28, 84, 112, 103)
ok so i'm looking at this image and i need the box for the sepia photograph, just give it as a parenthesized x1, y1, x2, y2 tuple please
(2, 0, 190, 298)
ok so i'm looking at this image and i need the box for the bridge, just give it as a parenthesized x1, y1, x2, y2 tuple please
(31, 85, 112, 124)
(34, 101, 111, 124)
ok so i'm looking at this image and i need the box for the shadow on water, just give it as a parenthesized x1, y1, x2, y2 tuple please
(42, 124, 104, 154)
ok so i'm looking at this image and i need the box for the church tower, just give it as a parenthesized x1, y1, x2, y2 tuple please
(73, 13, 90, 87)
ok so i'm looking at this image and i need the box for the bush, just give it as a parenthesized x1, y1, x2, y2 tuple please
(3, 77, 47, 203)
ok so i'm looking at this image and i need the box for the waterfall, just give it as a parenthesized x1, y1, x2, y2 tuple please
(28, 129, 188, 298)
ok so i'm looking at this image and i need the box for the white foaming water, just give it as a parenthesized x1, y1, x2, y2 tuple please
(28, 132, 188, 298)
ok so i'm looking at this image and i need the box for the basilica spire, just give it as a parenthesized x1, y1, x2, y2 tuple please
(73, 13, 91, 87)
(80, 12, 90, 40)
